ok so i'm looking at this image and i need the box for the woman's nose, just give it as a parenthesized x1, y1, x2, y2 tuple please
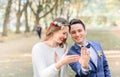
(64, 35, 67, 39)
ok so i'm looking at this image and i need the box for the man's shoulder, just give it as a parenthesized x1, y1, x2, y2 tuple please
(69, 43, 77, 49)
(88, 40, 100, 45)
(88, 40, 103, 50)
(68, 44, 79, 55)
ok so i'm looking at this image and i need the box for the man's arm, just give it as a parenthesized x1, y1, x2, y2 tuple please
(97, 41, 111, 77)
(69, 61, 90, 77)
(68, 49, 90, 77)
(103, 52, 111, 77)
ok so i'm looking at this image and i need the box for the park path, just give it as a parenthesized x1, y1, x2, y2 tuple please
(111, 26, 120, 38)
(0, 33, 39, 77)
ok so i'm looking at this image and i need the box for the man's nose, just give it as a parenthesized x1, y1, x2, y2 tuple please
(76, 32, 80, 36)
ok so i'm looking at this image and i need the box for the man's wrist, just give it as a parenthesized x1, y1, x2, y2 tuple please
(81, 64, 91, 71)
(82, 65, 89, 69)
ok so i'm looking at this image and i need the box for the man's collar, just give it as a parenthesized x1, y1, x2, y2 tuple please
(77, 41, 89, 47)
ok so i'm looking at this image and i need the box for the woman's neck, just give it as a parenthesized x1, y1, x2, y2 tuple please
(44, 40, 57, 48)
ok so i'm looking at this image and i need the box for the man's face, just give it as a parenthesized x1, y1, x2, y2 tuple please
(70, 24, 87, 44)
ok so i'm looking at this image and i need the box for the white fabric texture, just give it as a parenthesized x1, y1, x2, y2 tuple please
(32, 42, 73, 77)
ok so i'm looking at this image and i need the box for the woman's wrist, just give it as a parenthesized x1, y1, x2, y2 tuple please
(55, 60, 64, 70)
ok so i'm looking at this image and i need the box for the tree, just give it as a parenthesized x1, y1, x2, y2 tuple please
(15, 0, 28, 33)
(2, 0, 12, 36)
(29, 0, 58, 27)
(24, 0, 30, 33)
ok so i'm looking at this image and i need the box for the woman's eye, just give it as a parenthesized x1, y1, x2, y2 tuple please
(63, 32, 67, 35)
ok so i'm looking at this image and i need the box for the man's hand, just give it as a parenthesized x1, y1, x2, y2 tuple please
(79, 47, 90, 69)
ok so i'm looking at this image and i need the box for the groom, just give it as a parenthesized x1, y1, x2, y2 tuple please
(67, 18, 111, 77)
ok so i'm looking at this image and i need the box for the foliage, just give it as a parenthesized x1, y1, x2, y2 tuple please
(0, 0, 120, 36)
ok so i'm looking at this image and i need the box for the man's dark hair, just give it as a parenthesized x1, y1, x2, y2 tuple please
(69, 19, 86, 32)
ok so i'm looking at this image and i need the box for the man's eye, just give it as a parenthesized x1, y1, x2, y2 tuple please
(71, 31, 76, 34)
(78, 29, 82, 32)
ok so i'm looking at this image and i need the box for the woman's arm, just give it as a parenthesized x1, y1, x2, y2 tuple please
(32, 45, 59, 77)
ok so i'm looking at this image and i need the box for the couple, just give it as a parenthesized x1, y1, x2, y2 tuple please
(32, 18, 111, 77)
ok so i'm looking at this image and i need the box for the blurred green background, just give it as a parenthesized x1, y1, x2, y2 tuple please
(0, 0, 120, 77)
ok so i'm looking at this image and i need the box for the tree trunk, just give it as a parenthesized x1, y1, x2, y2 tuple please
(32, 16, 39, 31)
(24, 3, 29, 33)
(16, 14, 21, 33)
(35, 16, 40, 26)
(2, 0, 12, 36)
(29, 0, 58, 28)
(15, 0, 21, 33)
(16, 0, 28, 33)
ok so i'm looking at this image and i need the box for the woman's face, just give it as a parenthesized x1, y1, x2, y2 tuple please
(53, 26, 69, 44)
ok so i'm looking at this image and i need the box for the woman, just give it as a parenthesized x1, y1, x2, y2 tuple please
(32, 18, 79, 77)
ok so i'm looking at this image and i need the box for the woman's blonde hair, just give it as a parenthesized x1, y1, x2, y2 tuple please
(43, 17, 69, 48)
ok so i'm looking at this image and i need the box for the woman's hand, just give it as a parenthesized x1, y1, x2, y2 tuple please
(55, 48, 79, 70)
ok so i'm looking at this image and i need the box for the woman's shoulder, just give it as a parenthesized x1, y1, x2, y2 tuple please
(32, 42, 48, 54)
(32, 42, 47, 50)
(33, 42, 44, 47)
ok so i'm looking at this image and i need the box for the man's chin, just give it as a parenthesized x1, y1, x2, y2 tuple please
(75, 40, 83, 44)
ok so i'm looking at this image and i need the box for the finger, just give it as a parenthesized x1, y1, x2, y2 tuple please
(65, 56, 79, 63)
(81, 47, 87, 55)
(67, 55, 80, 58)
(67, 55, 80, 60)
(87, 50, 90, 56)
(83, 50, 90, 57)
(68, 56, 80, 62)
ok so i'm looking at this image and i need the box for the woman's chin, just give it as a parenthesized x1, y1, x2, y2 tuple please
(58, 40, 63, 44)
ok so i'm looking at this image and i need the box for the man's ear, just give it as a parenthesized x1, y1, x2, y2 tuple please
(85, 30, 87, 35)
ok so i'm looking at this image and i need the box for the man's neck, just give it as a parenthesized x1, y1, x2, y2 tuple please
(77, 40, 87, 46)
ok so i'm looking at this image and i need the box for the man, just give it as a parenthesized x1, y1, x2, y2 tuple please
(67, 18, 111, 77)
(36, 25, 42, 38)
